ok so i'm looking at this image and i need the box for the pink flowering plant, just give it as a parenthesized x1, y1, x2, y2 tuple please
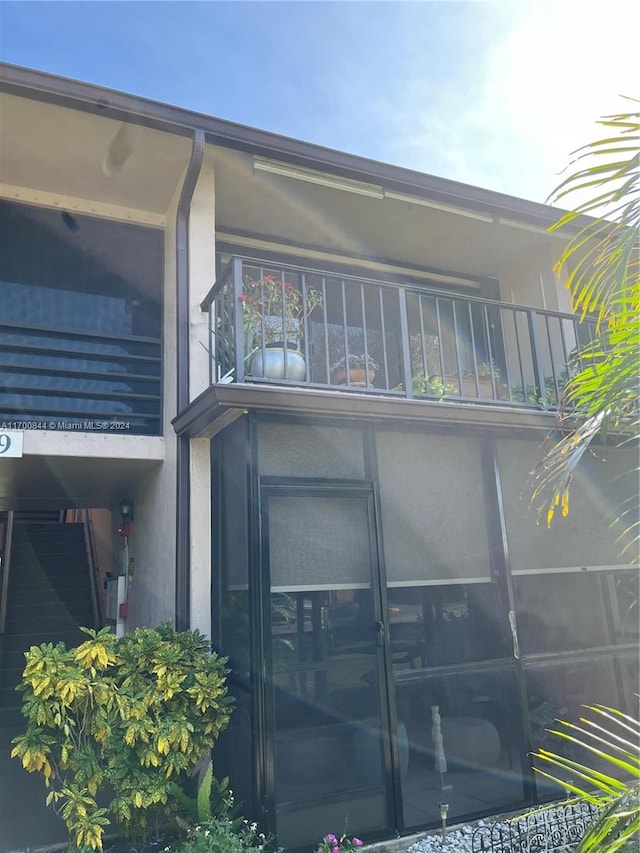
(315, 831, 364, 852)
(238, 272, 323, 353)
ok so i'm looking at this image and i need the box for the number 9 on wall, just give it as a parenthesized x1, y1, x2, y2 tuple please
(0, 431, 23, 458)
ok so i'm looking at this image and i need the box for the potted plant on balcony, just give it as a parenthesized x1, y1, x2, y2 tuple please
(410, 371, 457, 399)
(239, 273, 323, 380)
(330, 353, 378, 387)
(455, 360, 501, 398)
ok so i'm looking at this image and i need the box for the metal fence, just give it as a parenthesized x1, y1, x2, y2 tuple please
(471, 802, 601, 853)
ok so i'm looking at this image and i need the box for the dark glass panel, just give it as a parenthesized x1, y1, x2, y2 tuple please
(219, 421, 250, 675)
(269, 497, 371, 590)
(516, 569, 639, 655)
(258, 421, 364, 479)
(377, 431, 492, 583)
(394, 668, 526, 830)
(608, 569, 639, 646)
(271, 589, 388, 850)
(497, 439, 637, 570)
(513, 572, 613, 654)
(525, 654, 635, 801)
(215, 422, 254, 821)
(388, 583, 507, 671)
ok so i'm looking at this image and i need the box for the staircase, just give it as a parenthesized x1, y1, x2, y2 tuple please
(0, 520, 96, 717)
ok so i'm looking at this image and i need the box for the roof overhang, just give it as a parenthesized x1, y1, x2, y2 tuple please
(0, 61, 589, 232)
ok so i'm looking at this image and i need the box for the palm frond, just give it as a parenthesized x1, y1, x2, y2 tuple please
(532, 102, 640, 546)
(532, 703, 640, 852)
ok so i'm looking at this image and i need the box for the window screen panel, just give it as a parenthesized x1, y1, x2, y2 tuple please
(268, 497, 372, 591)
(497, 439, 637, 572)
(258, 422, 364, 478)
(376, 430, 491, 583)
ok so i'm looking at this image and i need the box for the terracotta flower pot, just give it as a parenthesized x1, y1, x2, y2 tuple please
(332, 367, 376, 387)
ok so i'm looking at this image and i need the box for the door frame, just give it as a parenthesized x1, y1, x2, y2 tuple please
(257, 478, 403, 848)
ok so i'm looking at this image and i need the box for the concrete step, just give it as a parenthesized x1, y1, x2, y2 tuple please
(5, 612, 94, 634)
(2, 630, 86, 653)
(11, 578, 89, 616)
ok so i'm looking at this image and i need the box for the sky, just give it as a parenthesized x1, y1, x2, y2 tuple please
(0, 0, 637, 204)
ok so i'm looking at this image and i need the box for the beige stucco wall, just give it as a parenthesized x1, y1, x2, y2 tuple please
(186, 153, 216, 636)
(498, 239, 565, 311)
(125, 186, 180, 629)
(190, 437, 211, 636)
(126, 155, 217, 633)
(189, 154, 216, 402)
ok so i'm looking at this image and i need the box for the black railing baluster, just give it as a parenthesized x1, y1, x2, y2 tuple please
(360, 282, 370, 387)
(418, 294, 429, 392)
(208, 294, 214, 385)
(341, 279, 349, 384)
(451, 298, 465, 394)
(499, 307, 513, 399)
(279, 266, 287, 380)
(378, 286, 390, 390)
(545, 313, 558, 401)
(234, 258, 246, 382)
(301, 272, 309, 378)
(467, 300, 480, 395)
(398, 288, 413, 398)
(482, 302, 498, 399)
(527, 308, 546, 409)
(559, 315, 570, 373)
(321, 276, 330, 383)
(434, 297, 446, 387)
(512, 309, 527, 405)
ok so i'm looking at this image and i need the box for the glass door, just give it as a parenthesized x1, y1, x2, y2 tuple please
(261, 486, 394, 851)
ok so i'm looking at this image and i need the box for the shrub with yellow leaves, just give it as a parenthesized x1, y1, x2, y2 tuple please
(11, 623, 232, 850)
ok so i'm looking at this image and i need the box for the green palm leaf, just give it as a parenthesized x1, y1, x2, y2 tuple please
(532, 703, 640, 852)
(531, 101, 640, 546)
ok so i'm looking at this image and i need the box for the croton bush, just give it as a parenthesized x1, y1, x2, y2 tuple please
(11, 623, 233, 850)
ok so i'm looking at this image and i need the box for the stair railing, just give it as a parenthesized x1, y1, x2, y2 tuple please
(0, 511, 15, 636)
(81, 510, 103, 629)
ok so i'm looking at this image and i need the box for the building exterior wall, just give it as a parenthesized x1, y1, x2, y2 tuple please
(190, 436, 211, 636)
(1, 65, 636, 853)
(189, 154, 216, 402)
(125, 185, 180, 628)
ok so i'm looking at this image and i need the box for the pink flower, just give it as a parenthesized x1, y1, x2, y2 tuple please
(237, 294, 248, 303)
(353, 840, 363, 847)
(326, 835, 337, 843)
(331, 847, 340, 853)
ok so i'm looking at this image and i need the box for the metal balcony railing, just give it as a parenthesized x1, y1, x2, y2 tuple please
(201, 256, 596, 410)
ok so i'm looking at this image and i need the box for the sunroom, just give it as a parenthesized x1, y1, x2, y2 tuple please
(201, 411, 638, 852)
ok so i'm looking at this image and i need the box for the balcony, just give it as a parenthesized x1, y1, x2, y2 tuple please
(201, 257, 595, 412)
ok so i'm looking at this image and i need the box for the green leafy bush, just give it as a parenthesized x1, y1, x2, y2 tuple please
(169, 816, 282, 853)
(11, 624, 232, 850)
